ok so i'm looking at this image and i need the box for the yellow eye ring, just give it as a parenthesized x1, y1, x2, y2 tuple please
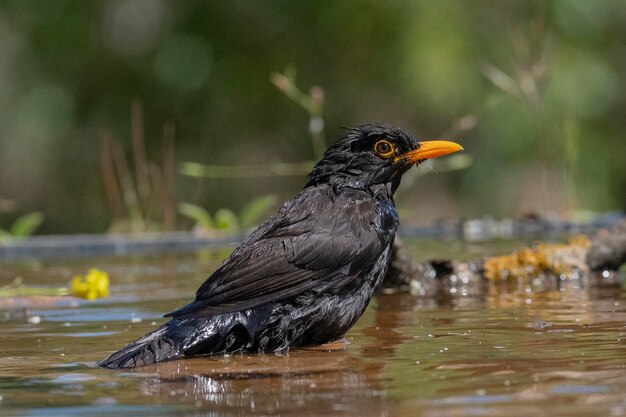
(373, 139, 395, 158)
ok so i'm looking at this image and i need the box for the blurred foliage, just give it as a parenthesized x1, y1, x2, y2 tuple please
(0, 1, 623, 234)
(0, 212, 44, 244)
(179, 194, 278, 234)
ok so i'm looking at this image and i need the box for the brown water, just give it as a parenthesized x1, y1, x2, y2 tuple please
(1, 241, 626, 417)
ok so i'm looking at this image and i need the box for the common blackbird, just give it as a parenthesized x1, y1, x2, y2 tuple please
(98, 124, 462, 369)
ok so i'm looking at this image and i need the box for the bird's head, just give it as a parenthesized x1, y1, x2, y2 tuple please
(306, 124, 463, 194)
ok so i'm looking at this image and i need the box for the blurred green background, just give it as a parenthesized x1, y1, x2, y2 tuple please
(0, 0, 624, 235)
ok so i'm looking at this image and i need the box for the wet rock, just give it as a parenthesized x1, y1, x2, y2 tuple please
(586, 218, 626, 271)
(383, 218, 626, 297)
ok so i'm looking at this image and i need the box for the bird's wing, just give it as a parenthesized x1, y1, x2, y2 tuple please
(166, 189, 385, 318)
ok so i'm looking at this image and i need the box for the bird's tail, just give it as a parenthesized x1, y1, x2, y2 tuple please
(97, 321, 182, 369)
(97, 312, 267, 369)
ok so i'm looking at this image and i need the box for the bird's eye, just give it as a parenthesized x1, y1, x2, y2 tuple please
(373, 139, 395, 158)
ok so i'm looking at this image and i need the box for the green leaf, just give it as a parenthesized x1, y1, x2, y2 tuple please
(214, 209, 239, 230)
(239, 194, 278, 228)
(177, 203, 214, 229)
(9, 212, 43, 238)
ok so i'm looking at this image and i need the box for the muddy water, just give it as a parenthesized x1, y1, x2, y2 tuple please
(1, 241, 625, 417)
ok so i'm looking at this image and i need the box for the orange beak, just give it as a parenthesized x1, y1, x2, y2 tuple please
(398, 140, 464, 163)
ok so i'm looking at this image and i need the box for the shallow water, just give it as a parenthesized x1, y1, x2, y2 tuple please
(1, 240, 625, 417)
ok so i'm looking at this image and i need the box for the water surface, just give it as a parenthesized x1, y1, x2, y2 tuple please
(1, 240, 625, 416)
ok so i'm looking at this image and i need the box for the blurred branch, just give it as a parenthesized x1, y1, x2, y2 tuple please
(439, 115, 478, 139)
(180, 69, 322, 183)
(99, 102, 178, 233)
(100, 132, 124, 219)
(481, 62, 525, 102)
(110, 133, 145, 231)
(162, 121, 176, 231)
(481, 28, 554, 110)
(271, 67, 326, 160)
(0, 277, 68, 298)
(481, 27, 579, 212)
(180, 161, 314, 179)
(131, 101, 150, 217)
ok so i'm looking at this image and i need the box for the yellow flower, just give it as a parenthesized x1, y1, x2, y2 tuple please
(70, 268, 110, 300)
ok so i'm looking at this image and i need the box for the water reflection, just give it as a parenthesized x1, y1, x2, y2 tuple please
(122, 291, 425, 415)
(123, 287, 626, 417)
(136, 350, 388, 416)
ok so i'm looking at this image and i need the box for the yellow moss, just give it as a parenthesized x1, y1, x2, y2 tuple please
(484, 236, 590, 281)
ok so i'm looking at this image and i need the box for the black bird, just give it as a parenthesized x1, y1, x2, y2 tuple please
(98, 124, 462, 369)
